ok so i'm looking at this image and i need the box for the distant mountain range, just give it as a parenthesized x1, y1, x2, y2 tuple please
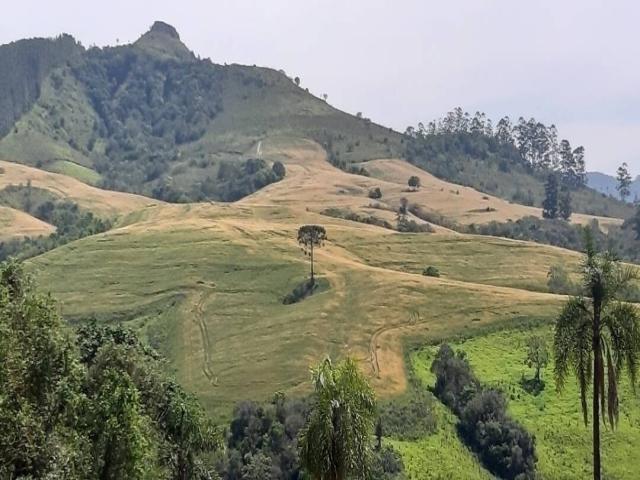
(587, 171, 640, 201)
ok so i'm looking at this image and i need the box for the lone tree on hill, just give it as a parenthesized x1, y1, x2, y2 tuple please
(408, 176, 421, 190)
(542, 174, 559, 219)
(297, 225, 327, 285)
(616, 162, 632, 202)
(525, 335, 548, 382)
(299, 357, 376, 480)
(553, 230, 640, 480)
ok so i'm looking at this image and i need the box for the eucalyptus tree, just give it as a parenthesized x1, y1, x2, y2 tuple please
(616, 162, 632, 202)
(297, 225, 327, 284)
(554, 231, 640, 480)
(299, 358, 376, 480)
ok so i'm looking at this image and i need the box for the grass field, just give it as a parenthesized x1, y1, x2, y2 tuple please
(48, 159, 101, 185)
(0, 204, 54, 239)
(0, 159, 159, 219)
(411, 327, 640, 479)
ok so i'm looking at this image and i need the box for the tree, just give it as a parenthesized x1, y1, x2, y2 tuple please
(368, 187, 382, 199)
(408, 176, 421, 190)
(272, 161, 286, 179)
(298, 357, 376, 480)
(553, 231, 640, 480)
(322, 93, 328, 102)
(616, 162, 632, 202)
(294, 76, 300, 87)
(297, 225, 327, 285)
(559, 184, 572, 221)
(375, 418, 383, 451)
(525, 335, 548, 382)
(542, 174, 559, 219)
(398, 197, 409, 217)
(495, 116, 514, 145)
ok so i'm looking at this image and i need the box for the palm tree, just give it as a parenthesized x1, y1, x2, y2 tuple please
(298, 357, 376, 480)
(554, 231, 640, 480)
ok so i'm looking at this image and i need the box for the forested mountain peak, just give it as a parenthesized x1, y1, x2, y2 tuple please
(133, 20, 193, 61)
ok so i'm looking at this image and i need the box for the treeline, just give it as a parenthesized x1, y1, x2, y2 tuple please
(406, 107, 586, 185)
(410, 197, 640, 264)
(0, 184, 110, 261)
(431, 344, 537, 479)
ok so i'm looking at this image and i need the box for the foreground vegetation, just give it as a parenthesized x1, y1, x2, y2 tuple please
(411, 326, 640, 479)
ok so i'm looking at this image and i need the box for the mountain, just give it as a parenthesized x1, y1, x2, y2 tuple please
(0, 22, 401, 202)
(2, 22, 640, 480)
(587, 171, 640, 200)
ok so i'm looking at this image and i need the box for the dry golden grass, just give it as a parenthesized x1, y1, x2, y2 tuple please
(0, 205, 54, 239)
(18, 136, 625, 411)
(363, 158, 623, 230)
(0, 160, 161, 218)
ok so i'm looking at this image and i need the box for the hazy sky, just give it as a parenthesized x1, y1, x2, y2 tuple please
(2, 0, 638, 174)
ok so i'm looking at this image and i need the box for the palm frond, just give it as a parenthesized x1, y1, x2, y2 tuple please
(603, 338, 619, 428)
(554, 296, 592, 424)
(604, 301, 640, 393)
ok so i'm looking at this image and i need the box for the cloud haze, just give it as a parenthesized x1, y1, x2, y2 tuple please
(2, 0, 638, 174)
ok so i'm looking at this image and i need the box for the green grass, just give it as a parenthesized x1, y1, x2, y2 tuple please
(48, 160, 101, 185)
(411, 327, 640, 479)
(388, 403, 491, 480)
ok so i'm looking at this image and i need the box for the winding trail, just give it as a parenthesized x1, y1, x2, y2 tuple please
(191, 285, 218, 385)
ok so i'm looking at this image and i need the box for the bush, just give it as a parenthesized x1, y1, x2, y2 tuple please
(397, 217, 434, 233)
(272, 161, 286, 179)
(322, 208, 394, 230)
(371, 446, 406, 479)
(422, 266, 440, 277)
(378, 390, 437, 441)
(368, 187, 382, 199)
(431, 344, 538, 480)
(282, 278, 319, 305)
(459, 390, 537, 479)
(431, 344, 479, 414)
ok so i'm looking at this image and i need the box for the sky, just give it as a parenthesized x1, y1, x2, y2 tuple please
(2, 0, 638, 175)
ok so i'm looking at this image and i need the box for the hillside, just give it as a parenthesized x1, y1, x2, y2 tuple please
(0, 22, 401, 202)
(27, 138, 594, 416)
(587, 171, 640, 200)
(2, 22, 640, 480)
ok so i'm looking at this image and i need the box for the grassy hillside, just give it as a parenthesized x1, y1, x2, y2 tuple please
(23, 138, 590, 420)
(0, 159, 158, 218)
(411, 327, 640, 479)
(0, 23, 401, 203)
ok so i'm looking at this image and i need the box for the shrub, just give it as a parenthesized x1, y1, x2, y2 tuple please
(422, 266, 440, 277)
(459, 390, 537, 479)
(432, 344, 538, 480)
(378, 390, 437, 441)
(272, 161, 286, 179)
(397, 217, 434, 233)
(431, 344, 479, 414)
(368, 187, 382, 199)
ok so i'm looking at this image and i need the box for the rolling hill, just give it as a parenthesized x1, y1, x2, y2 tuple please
(2, 21, 640, 480)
